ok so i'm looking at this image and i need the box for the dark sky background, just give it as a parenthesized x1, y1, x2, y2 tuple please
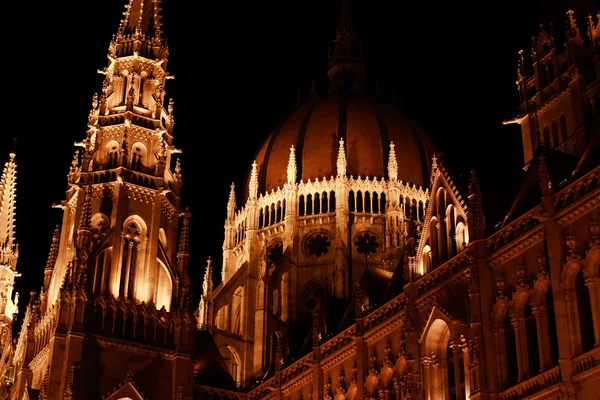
(2, 0, 597, 312)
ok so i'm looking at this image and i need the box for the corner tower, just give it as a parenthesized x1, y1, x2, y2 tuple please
(9, 1, 195, 399)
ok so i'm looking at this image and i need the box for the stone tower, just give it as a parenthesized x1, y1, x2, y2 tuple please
(7, 0, 195, 399)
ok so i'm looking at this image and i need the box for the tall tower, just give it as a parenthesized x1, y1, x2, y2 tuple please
(0, 153, 19, 392)
(507, 10, 599, 169)
(8, 1, 195, 399)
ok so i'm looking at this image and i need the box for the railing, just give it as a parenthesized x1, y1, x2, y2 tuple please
(498, 366, 561, 400)
(572, 346, 600, 376)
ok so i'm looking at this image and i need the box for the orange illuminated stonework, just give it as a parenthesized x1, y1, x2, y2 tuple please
(0, 1, 597, 400)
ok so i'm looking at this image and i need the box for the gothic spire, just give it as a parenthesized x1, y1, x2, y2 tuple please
(177, 207, 192, 255)
(566, 9, 584, 46)
(227, 183, 236, 220)
(336, 139, 347, 177)
(202, 257, 213, 298)
(287, 146, 297, 184)
(249, 161, 259, 200)
(387, 141, 398, 181)
(46, 225, 60, 270)
(118, 0, 164, 38)
(0, 153, 17, 248)
(328, 0, 366, 93)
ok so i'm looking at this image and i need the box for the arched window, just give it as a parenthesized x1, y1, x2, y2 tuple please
(120, 221, 142, 300)
(504, 314, 519, 387)
(232, 286, 244, 336)
(106, 140, 120, 168)
(321, 192, 328, 213)
(220, 346, 241, 386)
(215, 305, 229, 330)
(356, 191, 364, 212)
(348, 191, 355, 212)
(524, 302, 540, 376)
(421, 245, 431, 275)
(456, 222, 468, 252)
(130, 142, 147, 172)
(546, 290, 559, 366)
(329, 191, 336, 211)
(298, 195, 305, 216)
(380, 192, 386, 213)
(576, 272, 595, 352)
(155, 260, 172, 312)
(364, 191, 371, 213)
(306, 194, 313, 215)
(314, 193, 320, 214)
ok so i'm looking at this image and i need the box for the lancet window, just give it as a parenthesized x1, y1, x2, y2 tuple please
(119, 221, 142, 300)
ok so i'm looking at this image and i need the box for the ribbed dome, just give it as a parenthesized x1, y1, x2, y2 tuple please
(245, 92, 437, 198)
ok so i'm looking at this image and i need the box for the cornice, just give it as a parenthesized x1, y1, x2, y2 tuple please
(281, 368, 314, 395)
(93, 336, 178, 359)
(320, 342, 357, 371)
(555, 186, 600, 227)
(488, 227, 546, 268)
(28, 346, 49, 372)
(123, 183, 158, 203)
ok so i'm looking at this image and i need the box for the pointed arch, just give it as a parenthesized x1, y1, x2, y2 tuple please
(420, 308, 456, 400)
(155, 259, 172, 312)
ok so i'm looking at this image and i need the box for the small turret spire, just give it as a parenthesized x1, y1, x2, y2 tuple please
(287, 146, 297, 184)
(197, 257, 213, 330)
(0, 153, 17, 248)
(387, 141, 398, 181)
(430, 154, 438, 185)
(336, 139, 347, 177)
(78, 186, 93, 230)
(566, 9, 584, 45)
(203, 257, 213, 298)
(249, 161, 259, 200)
(227, 183, 236, 220)
(177, 207, 192, 255)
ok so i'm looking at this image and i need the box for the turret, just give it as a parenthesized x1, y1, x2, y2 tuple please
(197, 257, 213, 330)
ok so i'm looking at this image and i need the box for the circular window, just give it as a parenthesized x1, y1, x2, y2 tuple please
(304, 232, 331, 257)
(354, 232, 380, 257)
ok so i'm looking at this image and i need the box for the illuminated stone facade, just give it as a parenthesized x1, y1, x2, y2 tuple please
(0, 1, 195, 399)
(196, 6, 600, 400)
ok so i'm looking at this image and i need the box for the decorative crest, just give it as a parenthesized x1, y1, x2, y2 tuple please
(336, 139, 347, 177)
(203, 257, 213, 296)
(387, 141, 398, 181)
(287, 145, 297, 184)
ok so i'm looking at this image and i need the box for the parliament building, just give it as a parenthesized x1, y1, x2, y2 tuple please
(0, 0, 597, 399)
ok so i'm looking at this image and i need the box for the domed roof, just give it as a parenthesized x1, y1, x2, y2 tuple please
(246, 92, 437, 198)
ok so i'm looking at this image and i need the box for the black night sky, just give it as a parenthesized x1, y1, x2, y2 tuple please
(2, 0, 597, 313)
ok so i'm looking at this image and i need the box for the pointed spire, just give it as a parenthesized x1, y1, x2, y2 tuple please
(118, 0, 164, 38)
(387, 141, 398, 181)
(203, 257, 213, 297)
(328, 0, 365, 93)
(287, 146, 297, 184)
(177, 207, 192, 255)
(227, 183, 236, 220)
(46, 225, 60, 270)
(467, 168, 486, 240)
(538, 154, 553, 196)
(430, 153, 438, 185)
(336, 139, 347, 177)
(249, 160, 259, 200)
(174, 157, 182, 182)
(0, 153, 17, 247)
(566, 9, 584, 46)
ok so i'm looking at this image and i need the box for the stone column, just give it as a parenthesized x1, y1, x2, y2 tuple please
(533, 305, 552, 371)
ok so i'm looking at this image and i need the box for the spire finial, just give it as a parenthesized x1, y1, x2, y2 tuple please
(178, 207, 192, 254)
(0, 153, 17, 248)
(249, 161, 259, 200)
(287, 146, 297, 184)
(430, 154, 438, 184)
(387, 141, 398, 181)
(336, 139, 347, 178)
(227, 183, 236, 220)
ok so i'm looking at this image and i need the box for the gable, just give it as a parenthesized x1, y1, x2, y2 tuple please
(415, 165, 469, 274)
